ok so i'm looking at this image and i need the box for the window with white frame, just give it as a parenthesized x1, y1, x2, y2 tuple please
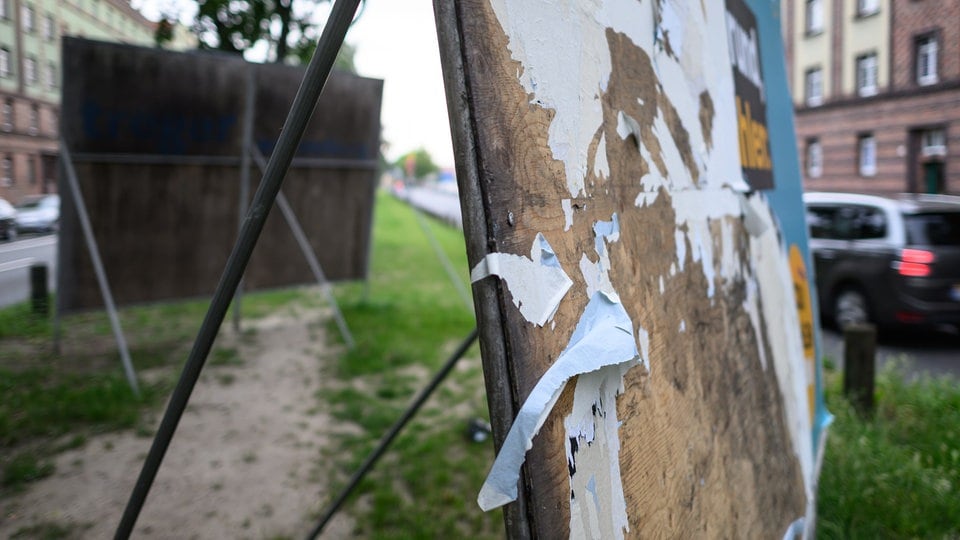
(805, 67, 823, 106)
(807, 139, 823, 178)
(0, 0, 8, 20)
(921, 128, 946, 157)
(0, 48, 9, 78)
(1, 155, 12, 186)
(856, 53, 878, 97)
(2, 99, 12, 131)
(21, 4, 34, 33)
(45, 62, 56, 90)
(23, 57, 36, 85)
(859, 134, 877, 177)
(857, 0, 879, 17)
(42, 14, 54, 41)
(28, 104, 38, 134)
(805, 0, 823, 34)
(916, 35, 938, 86)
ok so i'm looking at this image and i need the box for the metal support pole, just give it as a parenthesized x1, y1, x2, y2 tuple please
(114, 1, 362, 537)
(250, 147, 355, 348)
(411, 207, 473, 311)
(60, 143, 140, 397)
(234, 66, 257, 333)
(307, 327, 479, 539)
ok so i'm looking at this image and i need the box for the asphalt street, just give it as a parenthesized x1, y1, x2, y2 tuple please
(0, 235, 57, 309)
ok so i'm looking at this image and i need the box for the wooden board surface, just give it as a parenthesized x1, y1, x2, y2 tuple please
(437, 1, 815, 537)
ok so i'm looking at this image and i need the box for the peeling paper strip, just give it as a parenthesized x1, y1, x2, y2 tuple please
(470, 233, 573, 327)
(477, 291, 640, 511)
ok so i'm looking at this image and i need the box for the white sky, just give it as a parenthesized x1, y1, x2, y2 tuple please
(133, 0, 455, 167)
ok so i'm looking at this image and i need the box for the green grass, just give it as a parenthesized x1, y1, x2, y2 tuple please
(321, 193, 502, 539)
(817, 358, 960, 538)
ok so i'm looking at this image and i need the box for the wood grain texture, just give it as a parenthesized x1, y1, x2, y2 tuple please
(441, 1, 806, 538)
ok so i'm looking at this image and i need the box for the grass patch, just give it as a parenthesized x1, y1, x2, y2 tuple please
(0, 297, 52, 339)
(2, 452, 54, 491)
(320, 193, 501, 539)
(817, 358, 960, 538)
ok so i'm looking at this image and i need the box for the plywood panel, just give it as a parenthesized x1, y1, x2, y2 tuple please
(437, 1, 822, 538)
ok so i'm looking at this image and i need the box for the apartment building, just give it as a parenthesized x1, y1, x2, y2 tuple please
(784, 0, 960, 195)
(0, 0, 155, 202)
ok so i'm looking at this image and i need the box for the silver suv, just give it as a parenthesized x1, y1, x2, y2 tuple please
(804, 192, 960, 330)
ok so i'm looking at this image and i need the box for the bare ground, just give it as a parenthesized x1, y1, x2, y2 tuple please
(0, 308, 356, 539)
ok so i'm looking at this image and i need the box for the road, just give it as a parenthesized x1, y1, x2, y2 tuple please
(0, 235, 57, 309)
(402, 185, 463, 228)
(821, 326, 959, 379)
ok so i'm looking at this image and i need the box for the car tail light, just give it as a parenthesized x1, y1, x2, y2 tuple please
(898, 249, 935, 277)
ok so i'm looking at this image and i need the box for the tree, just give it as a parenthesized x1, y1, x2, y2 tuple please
(193, 0, 358, 67)
(395, 148, 439, 180)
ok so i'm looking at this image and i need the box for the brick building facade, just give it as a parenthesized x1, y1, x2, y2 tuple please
(784, 0, 960, 195)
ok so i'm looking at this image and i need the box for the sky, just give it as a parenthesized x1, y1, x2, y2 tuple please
(133, 0, 456, 168)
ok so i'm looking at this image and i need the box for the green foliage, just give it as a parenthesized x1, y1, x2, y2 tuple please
(817, 359, 960, 538)
(2, 453, 54, 490)
(393, 147, 440, 180)
(0, 299, 52, 339)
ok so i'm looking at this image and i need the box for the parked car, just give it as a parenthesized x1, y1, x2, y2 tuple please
(0, 197, 16, 241)
(804, 191, 960, 331)
(15, 194, 60, 234)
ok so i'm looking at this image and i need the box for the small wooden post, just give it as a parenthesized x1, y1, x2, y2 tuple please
(30, 263, 48, 317)
(843, 323, 877, 416)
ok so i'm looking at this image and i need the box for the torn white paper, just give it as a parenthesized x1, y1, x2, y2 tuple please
(477, 291, 640, 511)
(470, 233, 573, 326)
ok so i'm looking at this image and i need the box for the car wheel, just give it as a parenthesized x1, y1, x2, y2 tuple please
(834, 287, 871, 329)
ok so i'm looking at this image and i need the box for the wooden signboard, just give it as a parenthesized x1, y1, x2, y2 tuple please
(58, 38, 382, 313)
(436, 1, 826, 538)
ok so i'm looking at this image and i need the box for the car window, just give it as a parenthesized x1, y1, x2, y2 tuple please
(905, 212, 960, 246)
(853, 206, 887, 239)
(806, 206, 841, 239)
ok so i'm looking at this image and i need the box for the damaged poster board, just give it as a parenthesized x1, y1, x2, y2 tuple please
(435, 0, 827, 538)
(58, 37, 382, 313)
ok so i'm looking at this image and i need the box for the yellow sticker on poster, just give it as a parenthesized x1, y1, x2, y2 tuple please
(790, 244, 816, 423)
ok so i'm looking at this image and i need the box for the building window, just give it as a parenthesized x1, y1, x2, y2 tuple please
(2, 98, 12, 131)
(0, 48, 9, 78)
(1, 155, 12, 186)
(0, 0, 8, 20)
(916, 35, 939, 86)
(24, 57, 36, 85)
(45, 62, 56, 90)
(856, 52, 878, 97)
(859, 134, 876, 177)
(856, 0, 879, 17)
(806, 138, 823, 178)
(28, 104, 38, 134)
(42, 14, 54, 41)
(805, 67, 823, 106)
(805, 0, 823, 34)
(27, 155, 35, 184)
(921, 128, 946, 158)
(21, 4, 34, 33)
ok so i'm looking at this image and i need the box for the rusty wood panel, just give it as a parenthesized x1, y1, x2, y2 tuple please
(438, 1, 810, 538)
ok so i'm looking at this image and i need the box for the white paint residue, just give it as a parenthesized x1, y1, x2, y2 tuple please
(594, 132, 610, 179)
(635, 190, 659, 208)
(562, 199, 574, 231)
(477, 292, 641, 511)
(659, 276, 664, 294)
(580, 215, 621, 299)
(674, 228, 687, 271)
(566, 365, 632, 539)
(679, 319, 686, 333)
(470, 233, 573, 327)
(616, 111, 642, 149)
(742, 193, 815, 508)
(742, 279, 768, 370)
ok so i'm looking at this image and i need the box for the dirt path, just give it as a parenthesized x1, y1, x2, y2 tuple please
(0, 309, 355, 539)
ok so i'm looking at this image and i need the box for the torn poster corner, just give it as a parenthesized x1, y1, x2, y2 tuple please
(477, 291, 641, 511)
(470, 233, 573, 327)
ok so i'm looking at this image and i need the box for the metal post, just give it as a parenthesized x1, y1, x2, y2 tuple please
(307, 327, 479, 539)
(30, 263, 48, 316)
(412, 207, 473, 311)
(59, 143, 140, 397)
(250, 146, 355, 348)
(114, 1, 362, 537)
(234, 66, 257, 333)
